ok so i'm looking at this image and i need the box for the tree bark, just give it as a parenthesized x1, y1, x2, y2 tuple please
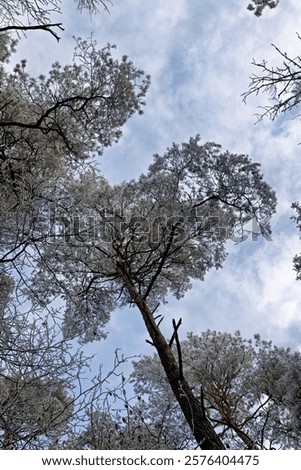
(117, 262, 225, 450)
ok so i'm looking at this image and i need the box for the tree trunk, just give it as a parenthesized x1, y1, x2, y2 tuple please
(118, 264, 225, 450)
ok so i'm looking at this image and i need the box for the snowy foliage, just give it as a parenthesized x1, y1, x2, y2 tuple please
(131, 331, 301, 449)
(0, 30, 149, 294)
(0, 0, 112, 28)
(0, 307, 76, 448)
(0, 1, 150, 447)
(26, 137, 276, 341)
(247, 0, 279, 17)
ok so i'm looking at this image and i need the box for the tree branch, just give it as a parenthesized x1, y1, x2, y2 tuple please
(171, 318, 183, 380)
(142, 222, 181, 301)
(0, 23, 65, 41)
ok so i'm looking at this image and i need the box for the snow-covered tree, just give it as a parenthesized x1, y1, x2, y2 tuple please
(0, 29, 149, 277)
(0, 275, 73, 449)
(0, 1, 149, 449)
(0, 276, 135, 449)
(62, 380, 185, 450)
(243, 36, 301, 284)
(243, 37, 301, 121)
(130, 330, 301, 449)
(0, 0, 112, 40)
(27, 136, 276, 449)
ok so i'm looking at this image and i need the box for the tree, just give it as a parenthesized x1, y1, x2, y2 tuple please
(0, 0, 149, 265)
(247, 0, 279, 17)
(130, 330, 301, 449)
(0, 271, 136, 449)
(243, 37, 301, 121)
(62, 377, 188, 450)
(243, 36, 301, 282)
(27, 136, 276, 449)
(0, 271, 73, 449)
(0, 32, 150, 277)
(0, 0, 150, 449)
(0, 0, 112, 40)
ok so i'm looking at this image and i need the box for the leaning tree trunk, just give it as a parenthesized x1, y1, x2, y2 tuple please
(118, 263, 225, 450)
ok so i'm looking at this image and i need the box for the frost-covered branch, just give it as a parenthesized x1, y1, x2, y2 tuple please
(243, 39, 301, 121)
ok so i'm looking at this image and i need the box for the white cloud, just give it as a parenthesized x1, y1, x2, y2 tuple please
(173, 230, 301, 347)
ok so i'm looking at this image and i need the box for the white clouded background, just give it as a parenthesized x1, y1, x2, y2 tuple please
(13, 0, 301, 370)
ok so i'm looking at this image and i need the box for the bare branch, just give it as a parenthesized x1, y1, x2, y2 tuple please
(243, 36, 301, 121)
(0, 23, 64, 41)
(171, 318, 183, 380)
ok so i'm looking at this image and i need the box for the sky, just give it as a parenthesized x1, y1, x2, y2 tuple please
(12, 0, 301, 376)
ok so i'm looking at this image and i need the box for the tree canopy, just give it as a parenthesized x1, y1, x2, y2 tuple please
(130, 330, 301, 449)
(27, 136, 276, 342)
(1, 0, 299, 452)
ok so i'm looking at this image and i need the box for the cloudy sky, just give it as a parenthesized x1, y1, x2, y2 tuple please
(14, 0, 301, 372)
